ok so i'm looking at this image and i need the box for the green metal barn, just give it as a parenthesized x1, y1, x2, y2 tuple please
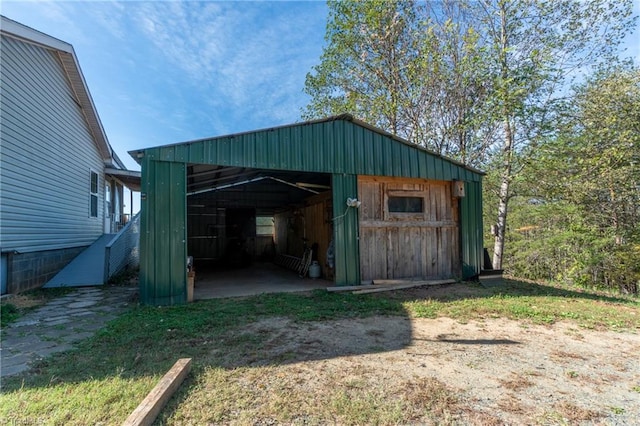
(130, 115, 484, 306)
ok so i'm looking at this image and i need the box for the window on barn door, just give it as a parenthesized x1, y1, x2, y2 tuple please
(388, 196, 424, 213)
(385, 189, 428, 221)
(89, 170, 99, 218)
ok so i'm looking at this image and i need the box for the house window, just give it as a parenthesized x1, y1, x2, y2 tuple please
(90, 171, 99, 218)
(256, 216, 274, 236)
(388, 196, 424, 213)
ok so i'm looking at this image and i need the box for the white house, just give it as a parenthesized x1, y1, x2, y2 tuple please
(0, 16, 140, 294)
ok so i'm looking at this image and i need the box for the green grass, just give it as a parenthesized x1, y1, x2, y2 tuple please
(1, 287, 75, 328)
(1, 278, 638, 425)
(403, 279, 640, 329)
(0, 303, 20, 327)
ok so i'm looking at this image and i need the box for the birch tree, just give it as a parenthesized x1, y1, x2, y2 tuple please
(304, 0, 635, 270)
(470, 0, 635, 269)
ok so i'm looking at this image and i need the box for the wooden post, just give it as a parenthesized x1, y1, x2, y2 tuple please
(123, 358, 192, 426)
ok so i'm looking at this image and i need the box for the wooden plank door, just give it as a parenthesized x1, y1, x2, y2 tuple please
(358, 176, 460, 281)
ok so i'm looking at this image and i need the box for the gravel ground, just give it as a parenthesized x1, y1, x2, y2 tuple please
(240, 315, 640, 425)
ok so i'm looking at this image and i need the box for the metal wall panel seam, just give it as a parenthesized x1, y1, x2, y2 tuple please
(137, 118, 483, 181)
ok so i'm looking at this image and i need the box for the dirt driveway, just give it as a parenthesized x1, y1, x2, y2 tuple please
(218, 314, 640, 425)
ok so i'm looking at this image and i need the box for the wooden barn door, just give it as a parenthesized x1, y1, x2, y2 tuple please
(358, 177, 460, 281)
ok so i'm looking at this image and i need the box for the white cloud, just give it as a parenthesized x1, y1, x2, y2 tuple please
(2, 0, 326, 147)
(124, 1, 325, 130)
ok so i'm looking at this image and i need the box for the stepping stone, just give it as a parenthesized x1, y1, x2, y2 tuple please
(1, 363, 30, 377)
(19, 340, 58, 353)
(67, 300, 98, 309)
(1, 285, 136, 378)
(59, 332, 93, 343)
(11, 319, 40, 327)
(33, 344, 73, 359)
(42, 315, 70, 323)
(45, 319, 71, 326)
(69, 310, 94, 317)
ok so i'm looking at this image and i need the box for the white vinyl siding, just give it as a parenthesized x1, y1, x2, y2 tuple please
(0, 35, 105, 252)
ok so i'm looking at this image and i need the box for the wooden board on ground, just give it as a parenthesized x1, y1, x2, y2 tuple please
(326, 280, 410, 292)
(352, 279, 456, 295)
(123, 358, 192, 426)
(326, 284, 377, 292)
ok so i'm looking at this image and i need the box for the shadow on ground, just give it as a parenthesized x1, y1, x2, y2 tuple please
(390, 277, 636, 305)
(1, 276, 636, 423)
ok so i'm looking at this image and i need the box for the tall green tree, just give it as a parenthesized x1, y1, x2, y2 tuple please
(463, 0, 634, 269)
(304, 0, 420, 135)
(304, 0, 493, 167)
(540, 64, 640, 243)
(305, 0, 635, 271)
(417, 1, 495, 166)
(506, 63, 640, 292)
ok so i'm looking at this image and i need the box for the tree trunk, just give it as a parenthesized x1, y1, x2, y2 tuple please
(609, 183, 623, 245)
(492, 3, 513, 271)
(492, 183, 509, 270)
(492, 119, 513, 270)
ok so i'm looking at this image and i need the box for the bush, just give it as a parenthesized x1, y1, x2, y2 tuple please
(0, 303, 20, 327)
(503, 200, 639, 295)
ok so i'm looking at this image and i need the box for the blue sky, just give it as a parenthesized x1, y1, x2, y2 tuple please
(2, 1, 329, 171)
(2, 0, 639, 174)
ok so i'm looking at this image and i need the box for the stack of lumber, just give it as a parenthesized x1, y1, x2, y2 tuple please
(327, 279, 456, 295)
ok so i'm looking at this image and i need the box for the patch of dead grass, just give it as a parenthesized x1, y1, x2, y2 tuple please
(554, 401, 604, 422)
(551, 350, 588, 361)
(499, 372, 535, 391)
(401, 376, 459, 417)
(4, 294, 46, 310)
(497, 394, 528, 414)
(460, 409, 505, 426)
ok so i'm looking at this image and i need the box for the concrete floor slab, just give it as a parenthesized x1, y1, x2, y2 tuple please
(193, 262, 331, 300)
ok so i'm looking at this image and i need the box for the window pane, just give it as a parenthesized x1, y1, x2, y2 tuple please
(90, 194, 98, 217)
(90, 172, 98, 194)
(256, 216, 274, 236)
(388, 196, 423, 213)
(105, 184, 111, 218)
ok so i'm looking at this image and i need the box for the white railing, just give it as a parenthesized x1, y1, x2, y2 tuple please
(104, 212, 140, 282)
(110, 214, 133, 234)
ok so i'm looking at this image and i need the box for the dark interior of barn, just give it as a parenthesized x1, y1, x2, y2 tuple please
(185, 164, 334, 297)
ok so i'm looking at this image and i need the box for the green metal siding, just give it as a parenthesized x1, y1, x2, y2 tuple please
(139, 159, 187, 305)
(141, 118, 482, 183)
(136, 116, 484, 304)
(460, 180, 483, 278)
(332, 174, 361, 286)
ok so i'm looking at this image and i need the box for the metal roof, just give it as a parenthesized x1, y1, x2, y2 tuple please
(130, 114, 484, 183)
